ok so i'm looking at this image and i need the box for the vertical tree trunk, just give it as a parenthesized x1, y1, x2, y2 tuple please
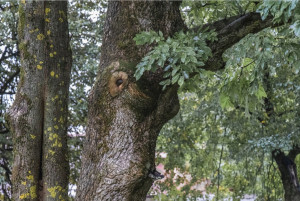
(75, 1, 184, 200)
(7, 1, 71, 200)
(273, 150, 300, 201)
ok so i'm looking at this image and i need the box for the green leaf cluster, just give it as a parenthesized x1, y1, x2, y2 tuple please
(134, 30, 215, 89)
(258, 0, 300, 38)
(258, 0, 298, 23)
(220, 24, 300, 114)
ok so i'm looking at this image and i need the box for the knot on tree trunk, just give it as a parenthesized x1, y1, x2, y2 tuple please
(109, 71, 129, 97)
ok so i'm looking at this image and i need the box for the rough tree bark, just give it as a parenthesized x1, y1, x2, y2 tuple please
(76, 1, 275, 201)
(6, 1, 71, 200)
(75, 2, 184, 200)
(273, 149, 300, 201)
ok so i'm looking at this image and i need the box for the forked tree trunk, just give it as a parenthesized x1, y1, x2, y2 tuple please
(75, 1, 279, 200)
(7, 1, 71, 200)
(273, 150, 300, 201)
(75, 1, 184, 200)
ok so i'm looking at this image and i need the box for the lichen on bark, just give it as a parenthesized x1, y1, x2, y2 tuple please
(8, 1, 71, 200)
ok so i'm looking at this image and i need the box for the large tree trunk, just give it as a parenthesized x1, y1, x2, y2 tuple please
(75, 1, 278, 200)
(6, 1, 71, 200)
(273, 149, 300, 201)
(75, 1, 184, 200)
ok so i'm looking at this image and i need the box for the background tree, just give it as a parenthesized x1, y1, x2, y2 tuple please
(0, 2, 19, 200)
(6, 1, 71, 200)
(67, 0, 105, 195)
(0, 1, 105, 199)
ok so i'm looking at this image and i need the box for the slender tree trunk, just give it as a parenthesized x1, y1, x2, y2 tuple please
(6, 1, 71, 200)
(75, 2, 184, 200)
(273, 150, 300, 201)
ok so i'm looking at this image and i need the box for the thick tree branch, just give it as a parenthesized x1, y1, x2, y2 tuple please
(148, 12, 276, 87)
(200, 12, 276, 71)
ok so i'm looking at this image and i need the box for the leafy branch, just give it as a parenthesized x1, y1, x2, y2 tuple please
(133, 29, 216, 89)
